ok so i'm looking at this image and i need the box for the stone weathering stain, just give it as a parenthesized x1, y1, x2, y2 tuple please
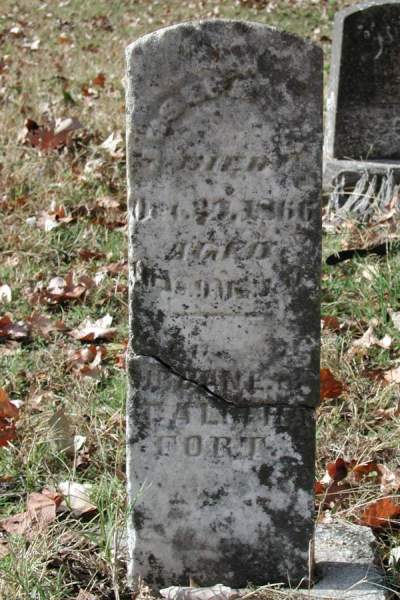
(126, 20, 322, 588)
(324, 0, 400, 187)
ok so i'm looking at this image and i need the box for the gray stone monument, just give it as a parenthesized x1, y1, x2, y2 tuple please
(324, 0, 400, 188)
(126, 20, 322, 589)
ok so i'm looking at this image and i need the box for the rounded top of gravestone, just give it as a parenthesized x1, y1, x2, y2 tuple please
(334, 0, 400, 22)
(126, 19, 320, 58)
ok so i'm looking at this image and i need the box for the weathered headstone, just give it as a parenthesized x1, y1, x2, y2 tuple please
(324, 0, 400, 188)
(126, 20, 322, 588)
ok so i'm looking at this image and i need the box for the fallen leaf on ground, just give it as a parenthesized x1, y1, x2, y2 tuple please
(95, 196, 120, 210)
(57, 481, 96, 517)
(321, 315, 342, 333)
(75, 590, 98, 600)
(58, 33, 72, 44)
(0, 315, 30, 341)
(376, 404, 400, 420)
(315, 478, 353, 510)
(69, 345, 106, 378)
(377, 465, 400, 495)
(320, 368, 343, 401)
(0, 284, 12, 304)
(100, 260, 127, 274)
(0, 539, 9, 558)
(0, 388, 19, 447)
(92, 72, 106, 87)
(360, 497, 400, 529)
(70, 314, 116, 342)
(348, 320, 392, 355)
(27, 312, 66, 337)
(384, 366, 400, 384)
(48, 408, 75, 457)
(388, 308, 400, 331)
(26, 391, 56, 412)
(326, 458, 348, 483)
(78, 249, 106, 261)
(37, 204, 74, 231)
(100, 131, 123, 158)
(20, 117, 82, 152)
(352, 461, 380, 482)
(115, 341, 127, 369)
(30, 272, 95, 305)
(0, 389, 19, 420)
(0, 491, 60, 537)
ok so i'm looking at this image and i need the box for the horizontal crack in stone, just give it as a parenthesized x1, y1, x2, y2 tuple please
(134, 353, 315, 410)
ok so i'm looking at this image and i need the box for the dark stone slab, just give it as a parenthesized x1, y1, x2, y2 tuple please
(126, 20, 322, 588)
(324, 1, 400, 188)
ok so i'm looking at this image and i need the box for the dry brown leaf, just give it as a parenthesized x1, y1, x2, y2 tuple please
(349, 320, 392, 356)
(321, 315, 341, 333)
(320, 368, 343, 401)
(115, 341, 128, 369)
(0, 539, 10, 558)
(377, 465, 400, 495)
(20, 117, 82, 152)
(384, 366, 400, 384)
(0, 315, 30, 341)
(360, 497, 400, 529)
(92, 72, 106, 87)
(70, 314, 116, 342)
(95, 196, 120, 210)
(27, 312, 66, 338)
(76, 589, 98, 600)
(69, 345, 107, 378)
(0, 388, 19, 448)
(58, 33, 72, 44)
(326, 458, 348, 482)
(78, 249, 106, 261)
(0, 389, 19, 420)
(0, 491, 59, 537)
(30, 272, 95, 305)
(100, 260, 128, 274)
(37, 204, 74, 232)
(376, 404, 400, 420)
(27, 391, 56, 412)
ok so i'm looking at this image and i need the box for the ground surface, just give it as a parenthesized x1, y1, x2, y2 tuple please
(0, 1, 400, 598)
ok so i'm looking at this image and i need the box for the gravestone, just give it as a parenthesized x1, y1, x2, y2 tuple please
(324, 0, 400, 188)
(126, 20, 322, 588)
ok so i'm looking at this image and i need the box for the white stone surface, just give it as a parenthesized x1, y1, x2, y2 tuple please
(126, 20, 322, 408)
(126, 20, 322, 588)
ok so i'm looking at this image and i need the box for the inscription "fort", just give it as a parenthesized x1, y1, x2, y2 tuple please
(156, 434, 268, 459)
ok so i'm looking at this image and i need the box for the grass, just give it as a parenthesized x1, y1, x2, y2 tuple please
(1, 0, 400, 598)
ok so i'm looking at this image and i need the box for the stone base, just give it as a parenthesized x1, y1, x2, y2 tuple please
(297, 521, 390, 599)
(323, 157, 400, 190)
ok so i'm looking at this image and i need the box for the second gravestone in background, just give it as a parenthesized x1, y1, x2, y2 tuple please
(126, 20, 322, 588)
(324, 0, 400, 187)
